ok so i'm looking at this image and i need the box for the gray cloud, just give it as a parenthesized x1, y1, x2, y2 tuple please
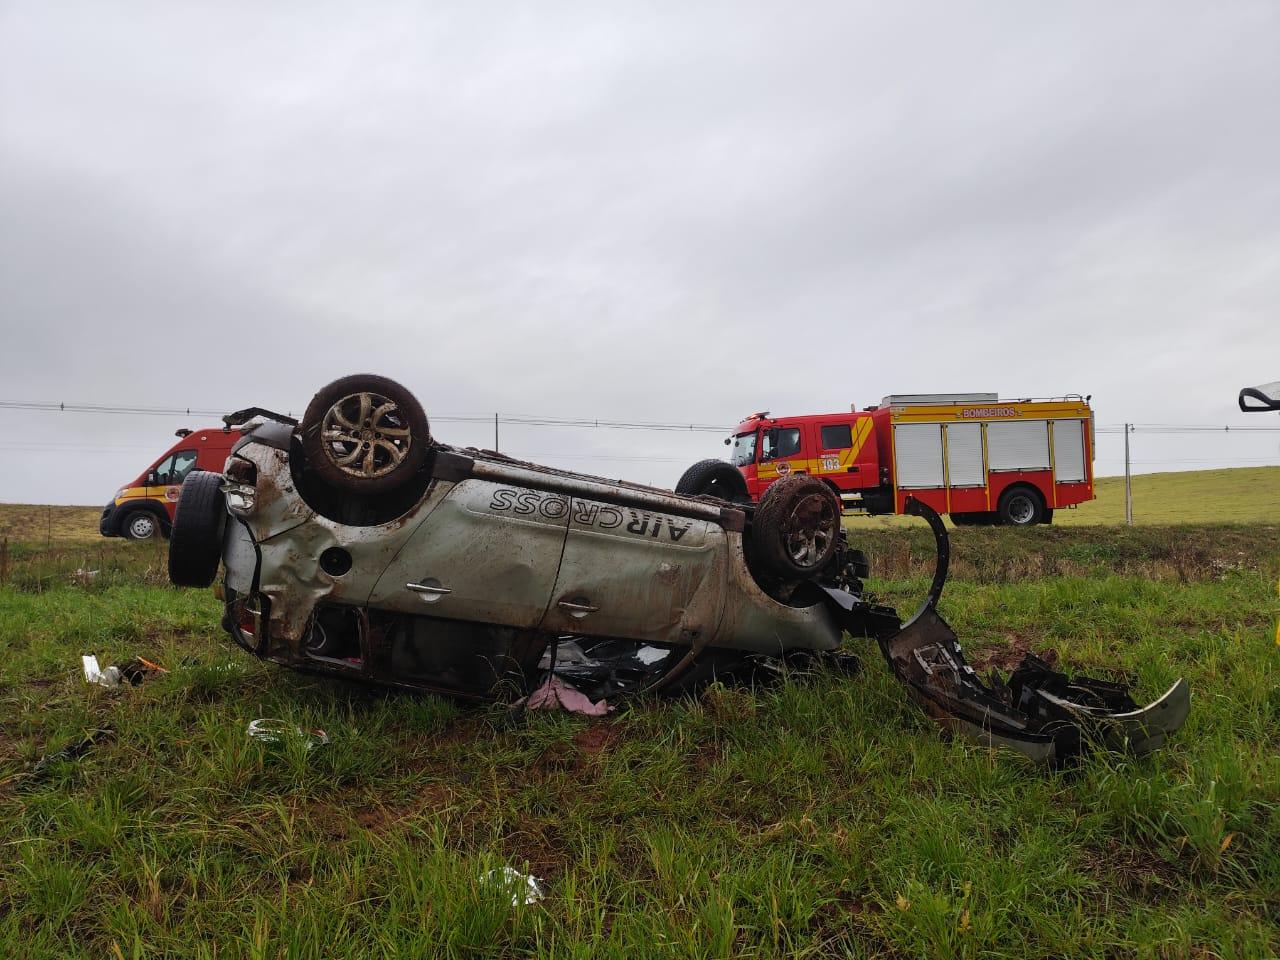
(1, 1, 1277, 504)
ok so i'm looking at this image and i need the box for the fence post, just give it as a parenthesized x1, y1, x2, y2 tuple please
(0, 537, 8, 587)
(1124, 424, 1134, 526)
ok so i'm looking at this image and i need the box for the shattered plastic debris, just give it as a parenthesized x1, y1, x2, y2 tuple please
(246, 718, 330, 750)
(481, 866, 545, 906)
(524, 674, 613, 716)
(634, 645, 668, 665)
(82, 654, 167, 688)
(82, 654, 122, 688)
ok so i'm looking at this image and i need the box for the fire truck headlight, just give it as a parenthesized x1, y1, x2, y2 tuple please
(222, 482, 256, 516)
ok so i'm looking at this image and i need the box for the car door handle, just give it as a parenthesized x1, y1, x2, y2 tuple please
(406, 582, 451, 596)
(557, 599, 599, 614)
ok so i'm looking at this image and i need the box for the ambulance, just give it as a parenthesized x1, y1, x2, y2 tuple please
(99, 427, 238, 540)
(729, 393, 1095, 525)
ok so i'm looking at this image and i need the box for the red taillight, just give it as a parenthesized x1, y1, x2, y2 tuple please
(238, 607, 257, 637)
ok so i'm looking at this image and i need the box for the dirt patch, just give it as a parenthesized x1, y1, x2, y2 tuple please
(1081, 840, 1182, 897)
(572, 721, 622, 759)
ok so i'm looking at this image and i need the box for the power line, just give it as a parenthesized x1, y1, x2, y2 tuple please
(0, 399, 730, 433)
(3, 397, 1278, 435)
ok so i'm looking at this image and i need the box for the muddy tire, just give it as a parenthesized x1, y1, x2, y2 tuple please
(752, 476, 842, 579)
(168, 470, 226, 588)
(997, 486, 1045, 526)
(674, 458, 750, 502)
(300, 374, 430, 495)
(121, 509, 162, 541)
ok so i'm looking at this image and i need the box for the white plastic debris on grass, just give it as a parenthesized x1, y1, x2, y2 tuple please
(246, 718, 330, 750)
(481, 866, 545, 906)
(82, 654, 121, 688)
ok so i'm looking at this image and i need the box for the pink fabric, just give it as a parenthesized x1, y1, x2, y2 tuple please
(525, 674, 613, 716)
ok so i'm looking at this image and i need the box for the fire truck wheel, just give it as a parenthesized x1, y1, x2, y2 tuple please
(997, 486, 1045, 527)
(300, 374, 430, 495)
(674, 459, 750, 502)
(753, 476, 842, 579)
(169, 470, 227, 588)
(122, 510, 163, 541)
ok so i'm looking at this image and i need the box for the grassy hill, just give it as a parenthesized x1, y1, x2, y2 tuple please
(1055, 465, 1280, 525)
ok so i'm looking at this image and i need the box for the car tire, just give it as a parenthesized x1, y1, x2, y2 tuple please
(997, 486, 1045, 527)
(674, 458, 750, 502)
(169, 470, 227, 588)
(300, 374, 430, 495)
(752, 476, 842, 579)
(122, 509, 162, 541)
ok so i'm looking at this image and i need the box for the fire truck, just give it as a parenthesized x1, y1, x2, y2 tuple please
(687, 393, 1095, 526)
(100, 427, 238, 540)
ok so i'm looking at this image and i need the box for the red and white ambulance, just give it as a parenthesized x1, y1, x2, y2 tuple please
(729, 393, 1095, 525)
(100, 427, 239, 540)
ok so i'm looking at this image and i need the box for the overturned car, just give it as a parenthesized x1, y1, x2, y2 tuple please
(168, 374, 1189, 763)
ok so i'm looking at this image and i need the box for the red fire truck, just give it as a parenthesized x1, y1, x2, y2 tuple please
(719, 393, 1094, 525)
(100, 427, 239, 540)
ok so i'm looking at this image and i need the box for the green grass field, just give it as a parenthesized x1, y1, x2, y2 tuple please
(0, 498, 1277, 958)
(1057, 466, 1280, 526)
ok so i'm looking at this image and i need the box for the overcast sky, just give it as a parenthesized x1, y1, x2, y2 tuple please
(2, 1, 1278, 506)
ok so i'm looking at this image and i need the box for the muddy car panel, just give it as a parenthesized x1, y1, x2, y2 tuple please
(369, 479, 570, 629)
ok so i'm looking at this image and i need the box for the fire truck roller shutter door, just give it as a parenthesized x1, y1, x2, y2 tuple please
(894, 424, 944, 489)
(987, 421, 1050, 471)
(945, 423, 984, 487)
(1051, 420, 1086, 483)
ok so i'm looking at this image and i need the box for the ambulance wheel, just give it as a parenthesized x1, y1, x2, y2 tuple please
(675, 459, 750, 503)
(169, 471, 227, 588)
(300, 374, 430, 495)
(122, 510, 162, 541)
(753, 476, 842, 579)
(997, 486, 1045, 527)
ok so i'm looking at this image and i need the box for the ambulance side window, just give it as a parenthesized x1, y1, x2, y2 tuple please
(820, 424, 852, 449)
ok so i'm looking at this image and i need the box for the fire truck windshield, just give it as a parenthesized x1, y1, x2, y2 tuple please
(729, 432, 757, 466)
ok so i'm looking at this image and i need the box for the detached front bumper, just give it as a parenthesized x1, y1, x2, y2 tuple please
(835, 499, 1190, 764)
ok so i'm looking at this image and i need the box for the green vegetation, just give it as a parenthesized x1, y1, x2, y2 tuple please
(0, 512, 1277, 957)
(1058, 466, 1280, 526)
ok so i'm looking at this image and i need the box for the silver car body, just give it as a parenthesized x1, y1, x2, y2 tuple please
(222, 418, 840, 684)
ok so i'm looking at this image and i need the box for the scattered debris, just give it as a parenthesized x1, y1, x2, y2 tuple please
(481, 866, 545, 906)
(523, 675, 613, 717)
(246, 718, 330, 750)
(23, 728, 115, 782)
(82, 654, 122, 688)
(82, 654, 167, 688)
(70, 568, 100, 586)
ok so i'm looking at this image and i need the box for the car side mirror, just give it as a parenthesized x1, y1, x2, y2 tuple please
(724, 437, 730, 445)
(147, 470, 161, 485)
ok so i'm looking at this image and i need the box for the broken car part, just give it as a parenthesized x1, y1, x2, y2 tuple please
(169, 374, 1189, 763)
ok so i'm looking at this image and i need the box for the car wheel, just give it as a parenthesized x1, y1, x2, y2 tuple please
(122, 510, 161, 541)
(674, 458, 750, 502)
(300, 374, 430, 495)
(169, 470, 227, 588)
(752, 476, 842, 579)
(997, 486, 1045, 527)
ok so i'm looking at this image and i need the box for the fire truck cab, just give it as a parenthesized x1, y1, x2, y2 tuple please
(731, 394, 1094, 526)
(100, 427, 238, 541)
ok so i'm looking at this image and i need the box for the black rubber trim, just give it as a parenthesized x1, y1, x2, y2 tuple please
(432, 450, 475, 482)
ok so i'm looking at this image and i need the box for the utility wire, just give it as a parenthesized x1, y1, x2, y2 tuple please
(3, 398, 1278, 435)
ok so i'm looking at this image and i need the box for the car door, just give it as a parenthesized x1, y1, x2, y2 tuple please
(367, 479, 569, 630)
(538, 497, 727, 645)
